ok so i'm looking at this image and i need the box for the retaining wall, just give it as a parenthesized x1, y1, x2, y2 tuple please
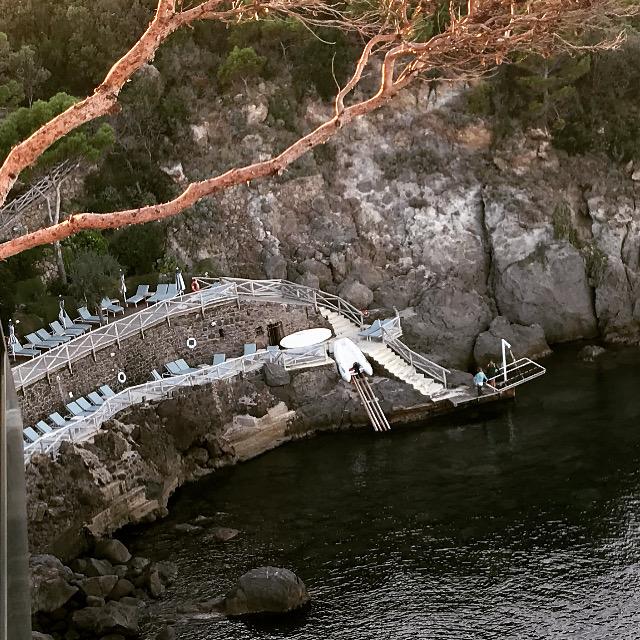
(19, 300, 326, 425)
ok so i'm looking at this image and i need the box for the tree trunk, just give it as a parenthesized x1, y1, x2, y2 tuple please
(53, 241, 67, 284)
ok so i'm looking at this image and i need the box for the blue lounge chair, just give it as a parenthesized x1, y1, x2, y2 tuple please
(76, 397, 98, 413)
(212, 353, 226, 365)
(150, 369, 163, 381)
(101, 298, 125, 317)
(8, 341, 41, 359)
(63, 311, 91, 332)
(164, 361, 183, 376)
(49, 413, 68, 429)
(164, 284, 178, 300)
(26, 333, 61, 350)
(99, 385, 116, 398)
(65, 401, 92, 418)
(175, 358, 199, 373)
(77, 307, 101, 325)
(266, 345, 280, 352)
(35, 421, 53, 435)
(23, 427, 40, 443)
(126, 284, 150, 307)
(36, 328, 71, 344)
(147, 284, 169, 304)
(50, 320, 84, 338)
(243, 343, 257, 356)
(87, 392, 105, 406)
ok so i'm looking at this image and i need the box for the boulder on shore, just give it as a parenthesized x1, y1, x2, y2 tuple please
(223, 566, 310, 616)
(473, 315, 551, 366)
(30, 555, 78, 614)
(72, 600, 138, 636)
(94, 539, 132, 565)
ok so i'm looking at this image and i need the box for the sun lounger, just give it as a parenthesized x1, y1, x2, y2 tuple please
(23, 427, 40, 443)
(243, 343, 257, 356)
(175, 358, 199, 373)
(63, 311, 91, 333)
(36, 328, 71, 344)
(147, 284, 169, 304)
(87, 392, 105, 406)
(8, 342, 41, 359)
(164, 361, 183, 376)
(35, 421, 53, 435)
(99, 385, 116, 398)
(212, 353, 226, 365)
(26, 333, 61, 350)
(126, 284, 150, 307)
(266, 345, 280, 352)
(101, 298, 125, 317)
(164, 284, 178, 299)
(49, 413, 68, 429)
(66, 401, 92, 418)
(77, 307, 101, 325)
(76, 397, 98, 413)
(50, 320, 84, 338)
(150, 369, 163, 381)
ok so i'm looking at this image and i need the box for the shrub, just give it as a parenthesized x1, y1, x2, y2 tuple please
(217, 46, 266, 87)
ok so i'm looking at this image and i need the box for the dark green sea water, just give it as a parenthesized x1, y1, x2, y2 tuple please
(124, 345, 640, 640)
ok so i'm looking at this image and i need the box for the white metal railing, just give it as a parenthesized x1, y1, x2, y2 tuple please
(381, 328, 450, 387)
(23, 344, 331, 463)
(211, 277, 366, 328)
(12, 283, 237, 390)
(486, 357, 546, 392)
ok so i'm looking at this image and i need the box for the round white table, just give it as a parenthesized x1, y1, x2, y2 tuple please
(280, 327, 332, 349)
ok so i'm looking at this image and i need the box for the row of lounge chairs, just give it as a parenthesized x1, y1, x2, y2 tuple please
(23, 385, 116, 447)
(126, 284, 179, 307)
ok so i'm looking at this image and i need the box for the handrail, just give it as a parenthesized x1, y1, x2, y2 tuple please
(12, 283, 237, 390)
(381, 327, 450, 387)
(23, 344, 330, 463)
(486, 357, 546, 392)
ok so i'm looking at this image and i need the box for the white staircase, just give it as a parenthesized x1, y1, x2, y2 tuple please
(320, 309, 444, 399)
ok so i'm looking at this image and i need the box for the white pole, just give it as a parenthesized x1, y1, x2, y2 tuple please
(501, 338, 512, 384)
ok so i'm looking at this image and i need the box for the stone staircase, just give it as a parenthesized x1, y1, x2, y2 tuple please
(320, 309, 445, 399)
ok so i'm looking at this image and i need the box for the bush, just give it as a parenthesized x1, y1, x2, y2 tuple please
(108, 223, 166, 275)
(217, 46, 266, 87)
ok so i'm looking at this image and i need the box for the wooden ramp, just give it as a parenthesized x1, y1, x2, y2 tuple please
(352, 376, 391, 432)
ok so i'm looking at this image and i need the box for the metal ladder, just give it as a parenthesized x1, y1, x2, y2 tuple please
(352, 376, 391, 432)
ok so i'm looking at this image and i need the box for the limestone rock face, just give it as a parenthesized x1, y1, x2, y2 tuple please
(30, 555, 78, 614)
(223, 567, 310, 616)
(72, 600, 139, 636)
(473, 316, 551, 365)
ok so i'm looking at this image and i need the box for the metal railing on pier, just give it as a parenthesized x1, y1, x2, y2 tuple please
(23, 343, 331, 463)
(487, 357, 546, 392)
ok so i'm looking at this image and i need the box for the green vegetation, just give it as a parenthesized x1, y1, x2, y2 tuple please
(217, 46, 267, 87)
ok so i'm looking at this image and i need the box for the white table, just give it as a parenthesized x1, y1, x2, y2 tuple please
(280, 327, 332, 349)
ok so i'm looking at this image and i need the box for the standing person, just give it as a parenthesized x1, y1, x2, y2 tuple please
(474, 367, 488, 396)
(487, 360, 498, 380)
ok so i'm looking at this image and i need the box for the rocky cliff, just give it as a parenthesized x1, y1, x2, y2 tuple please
(164, 82, 639, 368)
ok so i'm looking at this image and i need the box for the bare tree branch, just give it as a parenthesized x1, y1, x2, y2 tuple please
(0, 0, 635, 260)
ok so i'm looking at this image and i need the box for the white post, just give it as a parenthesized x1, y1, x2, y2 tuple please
(501, 338, 512, 384)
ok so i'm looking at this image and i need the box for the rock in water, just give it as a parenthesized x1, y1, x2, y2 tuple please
(94, 539, 132, 564)
(579, 345, 606, 361)
(223, 567, 309, 616)
(72, 600, 138, 636)
(30, 555, 78, 614)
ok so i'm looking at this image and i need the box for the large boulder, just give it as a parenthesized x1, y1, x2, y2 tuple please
(473, 316, 551, 365)
(71, 557, 114, 577)
(30, 555, 78, 614)
(223, 567, 309, 616)
(72, 601, 138, 636)
(94, 539, 132, 565)
(338, 280, 374, 310)
(263, 363, 290, 387)
(79, 575, 119, 598)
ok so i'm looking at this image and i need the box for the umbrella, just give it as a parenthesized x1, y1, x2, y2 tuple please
(175, 268, 186, 295)
(119, 271, 127, 303)
(58, 297, 66, 328)
(8, 319, 19, 357)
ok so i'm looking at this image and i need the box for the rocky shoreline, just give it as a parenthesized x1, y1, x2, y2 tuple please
(26, 360, 514, 638)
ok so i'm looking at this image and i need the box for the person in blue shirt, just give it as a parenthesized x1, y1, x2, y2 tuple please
(473, 367, 488, 396)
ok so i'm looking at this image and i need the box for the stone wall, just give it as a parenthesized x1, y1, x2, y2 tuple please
(19, 300, 327, 426)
